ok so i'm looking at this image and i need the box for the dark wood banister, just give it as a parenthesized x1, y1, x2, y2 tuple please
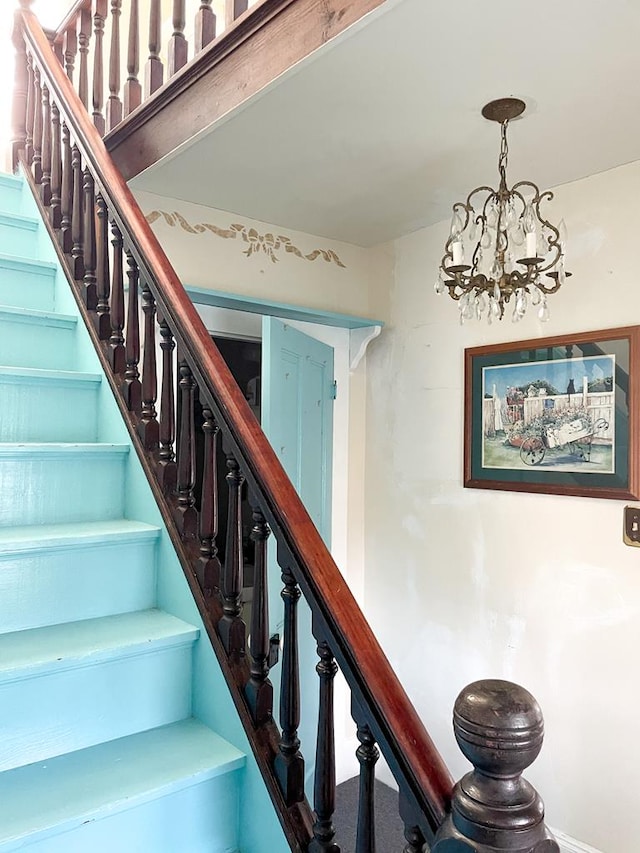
(18, 2, 454, 839)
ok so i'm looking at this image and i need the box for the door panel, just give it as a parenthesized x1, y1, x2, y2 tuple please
(261, 317, 334, 544)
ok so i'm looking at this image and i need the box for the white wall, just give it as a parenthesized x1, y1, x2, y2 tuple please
(364, 160, 640, 853)
(133, 189, 391, 321)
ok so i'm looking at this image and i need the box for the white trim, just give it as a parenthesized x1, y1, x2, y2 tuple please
(349, 325, 381, 370)
(550, 827, 605, 853)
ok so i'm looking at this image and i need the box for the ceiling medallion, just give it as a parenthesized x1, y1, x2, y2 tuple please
(434, 98, 570, 324)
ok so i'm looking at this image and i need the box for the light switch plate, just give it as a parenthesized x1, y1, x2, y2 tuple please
(623, 506, 640, 547)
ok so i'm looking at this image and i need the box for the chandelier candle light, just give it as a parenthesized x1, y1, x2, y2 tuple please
(434, 98, 570, 324)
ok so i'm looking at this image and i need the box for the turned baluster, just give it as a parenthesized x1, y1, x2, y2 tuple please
(197, 407, 221, 596)
(158, 318, 177, 492)
(195, 0, 216, 52)
(108, 222, 126, 374)
(106, 0, 122, 130)
(138, 281, 159, 448)
(402, 826, 426, 853)
(174, 358, 197, 535)
(432, 680, 559, 853)
(92, 0, 107, 135)
(81, 168, 97, 310)
(49, 102, 62, 229)
(121, 251, 142, 411)
(168, 0, 188, 77)
(145, 0, 163, 96)
(40, 83, 51, 206)
(309, 637, 339, 853)
(245, 505, 272, 724)
(52, 40, 63, 67)
(60, 122, 73, 252)
(78, 8, 91, 109)
(219, 453, 246, 658)
(70, 143, 85, 280)
(274, 561, 305, 806)
(399, 796, 426, 853)
(354, 718, 379, 853)
(24, 53, 34, 166)
(63, 23, 77, 82)
(31, 65, 42, 183)
(11, 17, 29, 171)
(225, 0, 248, 28)
(124, 0, 141, 116)
(94, 192, 111, 339)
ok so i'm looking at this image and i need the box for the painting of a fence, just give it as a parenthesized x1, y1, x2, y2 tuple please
(465, 326, 639, 500)
(481, 354, 615, 473)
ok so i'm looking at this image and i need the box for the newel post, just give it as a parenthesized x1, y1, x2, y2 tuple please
(433, 680, 559, 853)
(11, 1, 34, 171)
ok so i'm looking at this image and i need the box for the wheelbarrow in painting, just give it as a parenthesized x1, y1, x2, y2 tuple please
(464, 327, 640, 499)
(518, 412, 610, 467)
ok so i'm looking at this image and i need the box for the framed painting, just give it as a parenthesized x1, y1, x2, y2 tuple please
(464, 326, 640, 499)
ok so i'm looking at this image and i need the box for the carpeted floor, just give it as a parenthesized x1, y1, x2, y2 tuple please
(333, 776, 406, 851)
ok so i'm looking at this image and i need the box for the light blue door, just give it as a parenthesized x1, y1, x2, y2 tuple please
(261, 317, 334, 798)
(261, 317, 334, 544)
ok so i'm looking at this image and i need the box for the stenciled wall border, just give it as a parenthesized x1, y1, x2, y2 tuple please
(146, 210, 347, 268)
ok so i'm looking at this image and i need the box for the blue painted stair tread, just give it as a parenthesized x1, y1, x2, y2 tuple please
(0, 518, 159, 552)
(0, 367, 101, 442)
(0, 609, 198, 680)
(0, 307, 77, 370)
(0, 211, 40, 258)
(0, 610, 199, 772)
(0, 255, 56, 311)
(0, 442, 129, 526)
(0, 520, 160, 633)
(0, 173, 27, 215)
(0, 718, 245, 852)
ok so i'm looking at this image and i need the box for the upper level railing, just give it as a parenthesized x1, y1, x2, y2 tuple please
(47, 0, 260, 136)
(11, 3, 560, 851)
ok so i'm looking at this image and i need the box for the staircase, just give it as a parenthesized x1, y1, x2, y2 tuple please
(5, 6, 565, 848)
(0, 171, 248, 851)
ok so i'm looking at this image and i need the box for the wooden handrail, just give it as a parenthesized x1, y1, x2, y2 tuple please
(51, 0, 91, 44)
(17, 4, 454, 844)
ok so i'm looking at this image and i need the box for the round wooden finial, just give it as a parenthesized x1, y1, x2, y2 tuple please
(453, 678, 544, 777)
(481, 98, 526, 123)
(433, 680, 559, 853)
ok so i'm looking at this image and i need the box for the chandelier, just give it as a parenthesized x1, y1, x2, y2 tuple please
(434, 98, 569, 324)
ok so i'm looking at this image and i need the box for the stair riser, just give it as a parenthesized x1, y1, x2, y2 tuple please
(0, 261, 55, 311)
(0, 643, 194, 772)
(1, 771, 240, 853)
(0, 379, 99, 442)
(0, 219, 39, 259)
(0, 540, 157, 634)
(0, 176, 26, 215)
(0, 317, 76, 370)
(0, 452, 127, 526)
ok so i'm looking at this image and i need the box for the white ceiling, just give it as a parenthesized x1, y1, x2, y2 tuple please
(131, 0, 640, 247)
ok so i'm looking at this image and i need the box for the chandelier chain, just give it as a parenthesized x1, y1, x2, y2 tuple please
(498, 120, 509, 191)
